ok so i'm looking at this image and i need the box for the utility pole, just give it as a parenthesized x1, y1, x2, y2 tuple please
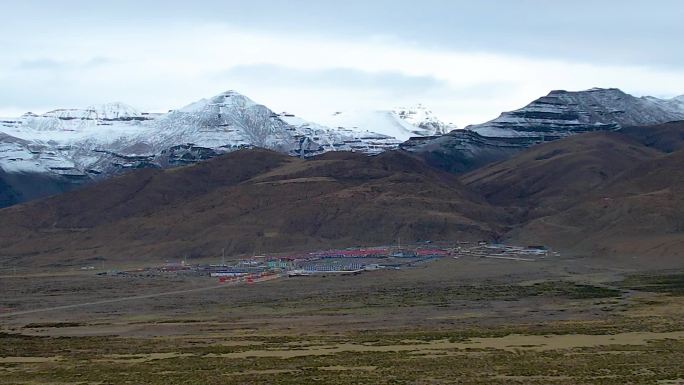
(222, 248, 226, 266)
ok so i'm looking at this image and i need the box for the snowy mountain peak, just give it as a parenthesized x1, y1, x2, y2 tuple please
(212, 90, 257, 104)
(547, 87, 626, 98)
(217, 91, 258, 108)
(588, 87, 622, 92)
(217, 89, 246, 97)
(178, 90, 258, 113)
(393, 104, 455, 135)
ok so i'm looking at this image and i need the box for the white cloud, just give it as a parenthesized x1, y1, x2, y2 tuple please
(1, 23, 683, 126)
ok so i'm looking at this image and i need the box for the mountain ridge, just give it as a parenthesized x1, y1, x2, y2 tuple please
(404, 88, 684, 173)
(0, 91, 449, 206)
(2, 87, 683, 209)
(466, 88, 684, 139)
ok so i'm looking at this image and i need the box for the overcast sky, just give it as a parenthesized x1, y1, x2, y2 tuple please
(1, 0, 683, 126)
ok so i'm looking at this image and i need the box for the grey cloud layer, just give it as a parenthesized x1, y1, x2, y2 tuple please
(219, 65, 446, 94)
(4, 0, 682, 69)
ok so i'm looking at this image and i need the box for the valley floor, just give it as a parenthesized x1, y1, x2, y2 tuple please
(2, 255, 684, 384)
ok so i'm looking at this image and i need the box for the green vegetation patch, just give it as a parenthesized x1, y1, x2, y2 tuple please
(618, 273, 684, 296)
(252, 280, 622, 312)
(23, 321, 84, 329)
(351, 281, 621, 308)
(2, 333, 684, 385)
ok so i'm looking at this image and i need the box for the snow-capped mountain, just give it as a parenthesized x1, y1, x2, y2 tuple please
(1, 101, 157, 179)
(318, 105, 454, 142)
(1, 90, 440, 206)
(145, 91, 300, 154)
(5, 86, 681, 207)
(467, 88, 684, 140)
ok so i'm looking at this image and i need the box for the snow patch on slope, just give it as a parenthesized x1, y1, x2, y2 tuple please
(393, 104, 456, 135)
(319, 110, 420, 141)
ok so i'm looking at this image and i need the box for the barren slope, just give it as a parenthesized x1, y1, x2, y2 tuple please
(461, 132, 661, 218)
(512, 149, 684, 259)
(0, 149, 503, 267)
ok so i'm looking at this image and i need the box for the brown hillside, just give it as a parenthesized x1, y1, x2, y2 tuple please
(460, 132, 661, 219)
(0, 149, 504, 267)
(459, 124, 684, 259)
(511, 148, 684, 259)
(621, 121, 684, 153)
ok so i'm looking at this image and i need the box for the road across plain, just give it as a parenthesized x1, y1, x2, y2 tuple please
(0, 274, 282, 318)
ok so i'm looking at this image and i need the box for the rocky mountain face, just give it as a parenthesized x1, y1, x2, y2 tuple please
(404, 88, 684, 172)
(0, 91, 441, 206)
(400, 130, 534, 173)
(467, 88, 684, 139)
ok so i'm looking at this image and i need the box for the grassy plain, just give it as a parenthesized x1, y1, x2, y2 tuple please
(2, 255, 684, 384)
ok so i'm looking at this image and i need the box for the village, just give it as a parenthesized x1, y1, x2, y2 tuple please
(93, 242, 557, 285)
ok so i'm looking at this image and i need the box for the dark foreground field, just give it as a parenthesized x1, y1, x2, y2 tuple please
(2, 255, 684, 384)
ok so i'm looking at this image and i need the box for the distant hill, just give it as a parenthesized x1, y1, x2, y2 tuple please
(0, 149, 503, 267)
(620, 121, 684, 153)
(460, 121, 684, 260)
(512, 147, 684, 260)
(460, 132, 661, 218)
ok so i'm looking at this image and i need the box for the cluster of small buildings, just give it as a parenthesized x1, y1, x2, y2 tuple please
(453, 243, 557, 261)
(94, 242, 555, 281)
